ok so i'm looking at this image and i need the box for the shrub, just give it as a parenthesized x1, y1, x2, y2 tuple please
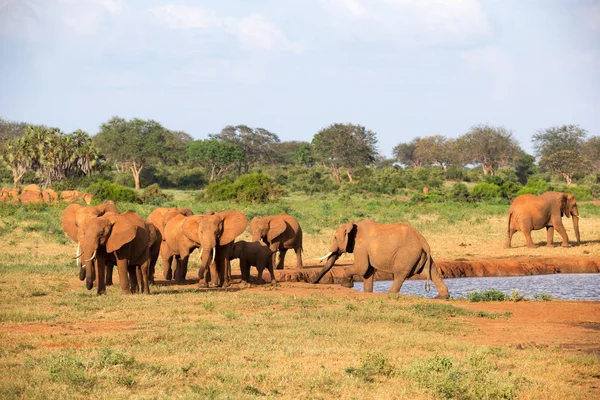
(87, 180, 139, 203)
(500, 181, 522, 200)
(344, 351, 394, 382)
(450, 183, 470, 202)
(140, 184, 174, 206)
(567, 185, 593, 201)
(204, 174, 283, 203)
(517, 179, 552, 195)
(467, 289, 508, 302)
(471, 182, 501, 201)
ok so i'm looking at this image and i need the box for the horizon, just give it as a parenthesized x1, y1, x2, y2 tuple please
(1, 0, 599, 157)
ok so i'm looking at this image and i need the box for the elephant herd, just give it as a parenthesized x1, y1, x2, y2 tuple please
(1, 184, 93, 204)
(60, 191, 581, 299)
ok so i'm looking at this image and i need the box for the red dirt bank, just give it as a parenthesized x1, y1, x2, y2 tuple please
(273, 257, 600, 283)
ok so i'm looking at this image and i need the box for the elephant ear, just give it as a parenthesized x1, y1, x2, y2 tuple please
(182, 216, 201, 244)
(147, 223, 158, 247)
(342, 222, 358, 253)
(566, 194, 576, 218)
(106, 217, 138, 253)
(218, 210, 248, 246)
(267, 216, 287, 243)
(61, 204, 83, 242)
(560, 194, 570, 218)
(179, 208, 194, 217)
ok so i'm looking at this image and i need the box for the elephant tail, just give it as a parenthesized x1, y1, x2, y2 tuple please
(507, 210, 513, 233)
(425, 251, 434, 293)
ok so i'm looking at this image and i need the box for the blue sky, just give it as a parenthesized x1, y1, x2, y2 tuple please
(1, 0, 599, 157)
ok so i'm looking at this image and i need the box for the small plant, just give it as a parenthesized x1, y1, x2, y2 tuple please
(345, 351, 394, 382)
(140, 184, 174, 205)
(534, 293, 554, 301)
(87, 180, 139, 203)
(467, 289, 508, 302)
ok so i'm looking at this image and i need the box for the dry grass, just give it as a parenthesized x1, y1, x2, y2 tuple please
(0, 199, 599, 399)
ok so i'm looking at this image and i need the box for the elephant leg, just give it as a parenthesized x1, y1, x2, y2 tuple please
(505, 228, 517, 249)
(116, 258, 130, 295)
(267, 261, 276, 285)
(388, 268, 412, 293)
(162, 252, 173, 280)
(148, 257, 157, 285)
(431, 265, 449, 299)
(276, 249, 288, 270)
(105, 260, 114, 286)
(175, 257, 189, 283)
(220, 252, 231, 288)
(95, 256, 106, 296)
(554, 222, 570, 247)
(129, 266, 139, 294)
(256, 264, 265, 284)
(523, 229, 537, 248)
(363, 266, 375, 293)
(241, 261, 250, 283)
(140, 260, 150, 295)
(295, 247, 303, 268)
(546, 226, 555, 247)
(343, 251, 369, 289)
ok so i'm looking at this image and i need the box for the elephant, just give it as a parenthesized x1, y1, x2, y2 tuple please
(21, 184, 43, 204)
(230, 240, 276, 285)
(62, 202, 120, 281)
(313, 221, 449, 299)
(61, 190, 93, 204)
(161, 210, 247, 287)
(145, 207, 193, 284)
(78, 211, 152, 295)
(0, 187, 9, 202)
(249, 214, 303, 270)
(42, 188, 59, 204)
(505, 191, 580, 248)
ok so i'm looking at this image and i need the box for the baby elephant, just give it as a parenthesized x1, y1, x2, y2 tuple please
(230, 240, 276, 285)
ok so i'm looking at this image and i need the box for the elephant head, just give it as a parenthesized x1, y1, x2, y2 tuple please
(250, 216, 287, 244)
(79, 213, 138, 293)
(313, 223, 357, 284)
(561, 193, 580, 244)
(183, 211, 247, 285)
(62, 203, 120, 278)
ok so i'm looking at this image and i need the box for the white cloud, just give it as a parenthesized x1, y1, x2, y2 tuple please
(149, 4, 224, 30)
(233, 13, 303, 52)
(89, 0, 123, 14)
(149, 5, 303, 53)
(323, 0, 491, 45)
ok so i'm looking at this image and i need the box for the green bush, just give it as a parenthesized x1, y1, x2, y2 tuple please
(467, 289, 508, 302)
(450, 183, 470, 202)
(500, 181, 522, 200)
(140, 184, 174, 206)
(471, 182, 501, 201)
(567, 185, 593, 201)
(204, 174, 283, 203)
(517, 179, 552, 195)
(87, 180, 139, 203)
(286, 167, 339, 194)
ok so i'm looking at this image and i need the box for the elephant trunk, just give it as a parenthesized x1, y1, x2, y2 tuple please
(82, 247, 97, 291)
(312, 253, 340, 284)
(572, 214, 581, 245)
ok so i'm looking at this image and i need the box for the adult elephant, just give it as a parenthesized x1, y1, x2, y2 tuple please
(505, 191, 580, 248)
(313, 221, 449, 299)
(249, 214, 303, 270)
(79, 211, 152, 295)
(161, 210, 247, 287)
(146, 207, 193, 284)
(61, 202, 120, 281)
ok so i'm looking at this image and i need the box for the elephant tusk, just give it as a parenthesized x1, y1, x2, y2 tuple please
(211, 248, 216, 265)
(85, 249, 97, 262)
(318, 252, 333, 262)
(74, 243, 83, 264)
(574, 215, 583, 219)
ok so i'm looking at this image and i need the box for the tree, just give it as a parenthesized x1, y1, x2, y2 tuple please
(538, 150, 593, 186)
(581, 136, 600, 171)
(1, 134, 34, 187)
(0, 118, 28, 143)
(94, 117, 190, 189)
(270, 141, 306, 165)
(532, 125, 587, 158)
(458, 124, 521, 176)
(210, 125, 280, 173)
(392, 137, 421, 168)
(187, 139, 244, 182)
(293, 142, 314, 167)
(413, 135, 454, 170)
(312, 123, 378, 183)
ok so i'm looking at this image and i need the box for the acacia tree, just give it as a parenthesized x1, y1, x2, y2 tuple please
(532, 124, 587, 158)
(187, 139, 244, 182)
(392, 137, 421, 168)
(312, 123, 378, 183)
(95, 117, 191, 189)
(294, 142, 314, 167)
(458, 124, 521, 176)
(539, 150, 593, 186)
(413, 135, 455, 170)
(210, 125, 280, 173)
(580, 136, 600, 171)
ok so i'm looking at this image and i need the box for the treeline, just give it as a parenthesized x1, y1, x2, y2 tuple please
(1, 116, 599, 201)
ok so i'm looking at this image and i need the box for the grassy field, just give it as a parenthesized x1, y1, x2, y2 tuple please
(0, 194, 599, 399)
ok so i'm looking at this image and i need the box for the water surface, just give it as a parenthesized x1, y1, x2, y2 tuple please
(352, 273, 600, 301)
